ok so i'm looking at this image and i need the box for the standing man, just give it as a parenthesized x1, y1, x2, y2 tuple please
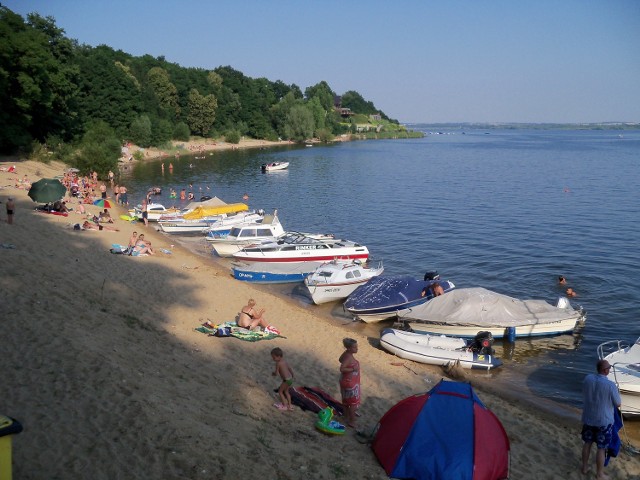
(581, 359, 621, 478)
(6, 196, 15, 224)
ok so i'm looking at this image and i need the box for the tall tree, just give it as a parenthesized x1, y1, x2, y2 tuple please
(147, 66, 180, 118)
(187, 88, 217, 136)
(284, 105, 314, 143)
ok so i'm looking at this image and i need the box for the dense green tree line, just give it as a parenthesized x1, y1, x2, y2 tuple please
(0, 7, 398, 174)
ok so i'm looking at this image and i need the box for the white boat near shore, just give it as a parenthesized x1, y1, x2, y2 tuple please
(379, 328, 502, 370)
(304, 259, 384, 304)
(598, 337, 640, 417)
(402, 287, 586, 339)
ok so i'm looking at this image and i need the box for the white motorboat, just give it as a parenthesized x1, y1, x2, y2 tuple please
(304, 259, 384, 304)
(379, 329, 502, 370)
(598, 337, 640, 417)
(207, 211, 285, 256)
(232, 231, 369, 265)
(129, 203, 183, 222)
(204, 211, 265, 236)
(261, 162, 289, 172)
(402, 287, 586, 339)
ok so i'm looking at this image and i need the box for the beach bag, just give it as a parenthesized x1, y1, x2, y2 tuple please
(215, 326, 231, 337)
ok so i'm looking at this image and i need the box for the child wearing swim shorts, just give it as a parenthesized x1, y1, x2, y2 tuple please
(271, 347, 294, 411)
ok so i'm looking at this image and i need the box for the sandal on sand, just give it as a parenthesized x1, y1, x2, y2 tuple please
(273, 403, 287, 411)
(288, 405, 295, 411)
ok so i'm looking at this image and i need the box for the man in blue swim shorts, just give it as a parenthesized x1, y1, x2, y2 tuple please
(580, 359, 621, 479)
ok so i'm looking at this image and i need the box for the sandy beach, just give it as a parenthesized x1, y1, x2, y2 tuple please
(1, 159, 639, 479)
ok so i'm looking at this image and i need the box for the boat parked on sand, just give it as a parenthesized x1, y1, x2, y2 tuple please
(129, 203, 182, 222)
(232, 262, 318, 284)
(232, 232, 368, 265)
(401, 287, 586, 339)
(598, 337, 640, 417)
(207, 211, 284, 256)
(379, 328, 502, 370)
(343, 273, 455, 324)
(261, 162, 289, 172)
(304, 259, 384, 304)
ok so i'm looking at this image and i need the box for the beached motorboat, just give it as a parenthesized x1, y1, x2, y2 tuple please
(304, 259, 385, 304)
(232, 262, 319, 284)
(203, 211, 265, 237)
(402, 287, 586, 339)
(129, 203, 182, 222)
(232, 231, 368, 265)
(343, 273, 455, 324)
(207, 211, 285, 256)
(598, 337, 640, 417)
(379, 328, 502, 370)
(158, 202, 254, 235)
(261, 162, 289, 172)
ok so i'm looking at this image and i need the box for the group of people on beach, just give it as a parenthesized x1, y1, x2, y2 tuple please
(238, 299, 361, 428)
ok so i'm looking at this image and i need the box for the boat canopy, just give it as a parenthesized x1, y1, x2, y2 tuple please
(345, 276, 442, 310)
(185, 196, 228, 211)
(183, 203, 248, 219)
(402, 287, 581, 327)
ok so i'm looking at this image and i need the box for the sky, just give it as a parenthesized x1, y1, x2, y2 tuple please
(4, 0, 640, 124)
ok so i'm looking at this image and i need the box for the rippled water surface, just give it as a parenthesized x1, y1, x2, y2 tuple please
(123, 128, 640, 415)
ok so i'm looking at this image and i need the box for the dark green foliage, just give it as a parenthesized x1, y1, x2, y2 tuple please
(0, 6, 397, 161)
(173, 122, 190, 141)
(72, 121, 120, 176)
(225, 129, 241, 144)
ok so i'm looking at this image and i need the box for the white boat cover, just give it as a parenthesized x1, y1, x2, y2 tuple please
(402, 287, 581, 327)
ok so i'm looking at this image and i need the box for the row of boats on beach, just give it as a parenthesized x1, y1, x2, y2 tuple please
(138, 197, 639, 416)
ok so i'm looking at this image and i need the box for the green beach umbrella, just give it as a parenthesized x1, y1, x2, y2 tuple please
(27, 178, 67, 203)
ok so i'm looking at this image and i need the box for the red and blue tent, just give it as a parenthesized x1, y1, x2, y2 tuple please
(371, 380, 510, 480)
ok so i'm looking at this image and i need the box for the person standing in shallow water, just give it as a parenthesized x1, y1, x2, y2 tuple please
(339, 338, 361, 429)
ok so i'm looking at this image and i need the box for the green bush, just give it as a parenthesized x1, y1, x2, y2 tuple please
(225, 130, 241, 144)
(173, 122, 190, 141)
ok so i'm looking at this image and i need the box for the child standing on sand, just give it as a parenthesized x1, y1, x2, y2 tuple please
(271, 347, 294, 411)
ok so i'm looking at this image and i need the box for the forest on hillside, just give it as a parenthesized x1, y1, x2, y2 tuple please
(0, 7, 402, 173)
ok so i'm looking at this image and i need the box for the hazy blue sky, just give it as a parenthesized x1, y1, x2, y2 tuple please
(4, 0, 639, 123)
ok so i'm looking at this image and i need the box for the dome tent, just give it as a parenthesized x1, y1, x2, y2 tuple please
(371, 379, 510, 480)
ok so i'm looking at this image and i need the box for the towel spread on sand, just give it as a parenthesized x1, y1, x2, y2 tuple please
(195, 322, 284, 341)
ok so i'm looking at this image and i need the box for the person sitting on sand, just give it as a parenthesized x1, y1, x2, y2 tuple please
(99, 208, 113, 223)
(238, 299, 269, 330)
(131, 233, 155, 255)
(82, 221, 119, 232)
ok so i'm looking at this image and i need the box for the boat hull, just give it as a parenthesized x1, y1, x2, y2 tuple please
(232, 263, 318, 284)
(304, 261, 384, 304)
(379, 329, 502, 370)
(406, 318, 581, 339)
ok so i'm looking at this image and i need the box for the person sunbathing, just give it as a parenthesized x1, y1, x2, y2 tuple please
(82, 220, 119, 232)
(238, 299, 269, 330)
(131, 234, 154, 255)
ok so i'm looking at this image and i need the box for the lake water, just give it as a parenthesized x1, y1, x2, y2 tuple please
(121, 127, 640, 423)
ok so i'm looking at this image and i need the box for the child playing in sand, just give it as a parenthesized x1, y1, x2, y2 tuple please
(271, 347, 294, 411)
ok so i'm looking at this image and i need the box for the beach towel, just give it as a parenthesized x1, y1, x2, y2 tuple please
(195, 321, 283, 341)
(288, 386, 344, 416)
(110, 244, 131, 255)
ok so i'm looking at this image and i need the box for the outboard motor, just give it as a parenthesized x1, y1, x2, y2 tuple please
(424, 271, 440, 281)
(470, 331, 494, 355)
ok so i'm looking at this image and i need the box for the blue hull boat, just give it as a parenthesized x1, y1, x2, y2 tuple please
(232, 262, 317, 284)
(344, 274, 455, 323)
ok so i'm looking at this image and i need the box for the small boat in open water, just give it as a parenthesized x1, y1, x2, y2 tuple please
(261, 162, 289, 172)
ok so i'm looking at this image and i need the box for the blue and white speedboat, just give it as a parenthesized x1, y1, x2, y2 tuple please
(232, 262, 318, 284)
(343, 273, 455, 323)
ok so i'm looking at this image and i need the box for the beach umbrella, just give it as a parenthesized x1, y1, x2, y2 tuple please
(27, 178, 67, 203)
(93, 199, 113, 209)
(371, 379, 510, 480)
